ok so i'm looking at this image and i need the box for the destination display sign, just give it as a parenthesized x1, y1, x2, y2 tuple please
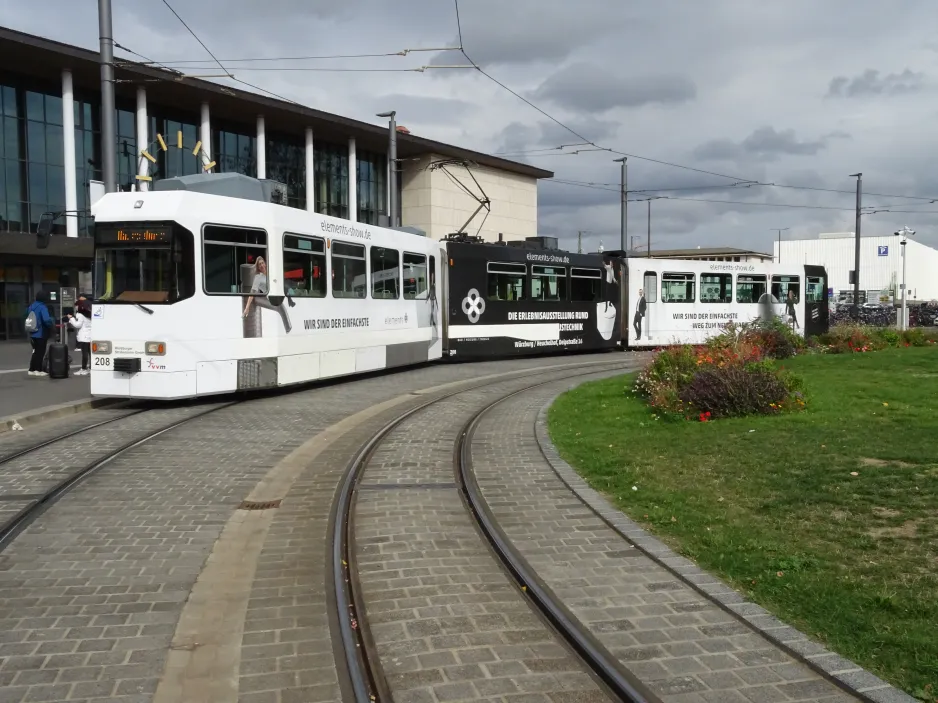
(96, 225, 171, 245)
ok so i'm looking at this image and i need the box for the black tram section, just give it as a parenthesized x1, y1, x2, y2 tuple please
(443, 235, 622, 359)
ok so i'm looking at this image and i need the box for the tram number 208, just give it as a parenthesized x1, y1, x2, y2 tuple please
(93, 356, 111, 367)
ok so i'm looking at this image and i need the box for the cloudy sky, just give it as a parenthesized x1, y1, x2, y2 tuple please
(4, 0, 938, 254)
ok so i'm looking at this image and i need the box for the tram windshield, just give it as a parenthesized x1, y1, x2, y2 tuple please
(93, 223, 195, 304)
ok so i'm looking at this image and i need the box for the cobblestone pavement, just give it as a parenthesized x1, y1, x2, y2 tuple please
(0, 406, 137, 460)
(353, 368, 644, 703)
(470, 378, 871, 703)
(0, 404, 221, 499)
(0, 353, 629, 703)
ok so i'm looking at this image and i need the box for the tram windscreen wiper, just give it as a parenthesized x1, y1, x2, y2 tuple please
(133, 303, 155, 315)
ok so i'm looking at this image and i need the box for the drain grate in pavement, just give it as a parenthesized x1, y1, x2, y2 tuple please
(238, 499, 282, 510)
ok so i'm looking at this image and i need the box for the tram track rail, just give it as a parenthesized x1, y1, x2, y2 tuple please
(328, 358, 652, 703)
(0, 401, 239, 553)
(0, 406, 143, 466)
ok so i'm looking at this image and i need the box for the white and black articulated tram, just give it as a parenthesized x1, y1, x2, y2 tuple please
(85, 173, 826, 400)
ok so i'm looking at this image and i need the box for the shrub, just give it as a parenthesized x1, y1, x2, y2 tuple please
(633, 333, 807, 422)
(819, 324, 886, 354)
(678, 364, 791, 418)
(900, 328, 928, 347)
(708, 318, 806, 360)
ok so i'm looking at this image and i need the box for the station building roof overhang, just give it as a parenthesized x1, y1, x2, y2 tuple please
(0, 25, 554, 181)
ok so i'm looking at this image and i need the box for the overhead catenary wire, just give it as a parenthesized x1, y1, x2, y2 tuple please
(160, 0, 232, 78)
(450, 0, 938, 209)
(137, 46, 462, 67)
(541, 178, 938, 214)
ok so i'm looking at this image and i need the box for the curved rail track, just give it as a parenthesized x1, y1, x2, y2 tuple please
(0, 401, 239, 552)
(329, 359, 656, 703)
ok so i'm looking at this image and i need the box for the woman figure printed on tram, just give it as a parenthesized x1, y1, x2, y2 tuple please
(242, 256, 295, 334)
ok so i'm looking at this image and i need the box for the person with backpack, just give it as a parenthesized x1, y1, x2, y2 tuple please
(24, 291, 54, 377)
(67, 299, 92, 376)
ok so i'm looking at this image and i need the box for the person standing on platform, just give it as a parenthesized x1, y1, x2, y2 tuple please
(68, 299, 92, 375)
(24, 291, 53, 377)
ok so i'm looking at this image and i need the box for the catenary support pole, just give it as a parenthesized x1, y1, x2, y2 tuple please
(850, 172, 862, 320)
(614, 157, 627, 254)
(98, 0, 117, 192)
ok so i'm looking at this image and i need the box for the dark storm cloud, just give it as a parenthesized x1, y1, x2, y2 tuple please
(427, 1, 638, 68)
(693, 127, 848, 162)
(531, 63, 697, 112)
(5, 0, 938, 252)
(827, 69, 927, 97)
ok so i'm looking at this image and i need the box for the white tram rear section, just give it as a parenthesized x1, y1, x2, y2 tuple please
(622, 257, 830, 347)
(89, 179, 443, 400)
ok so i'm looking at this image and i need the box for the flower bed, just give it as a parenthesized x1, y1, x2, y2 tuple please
(633, 318, 806, 421)
(816, 324, 938, 354)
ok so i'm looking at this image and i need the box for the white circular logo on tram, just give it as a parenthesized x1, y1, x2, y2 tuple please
(461, 289, 485, 323)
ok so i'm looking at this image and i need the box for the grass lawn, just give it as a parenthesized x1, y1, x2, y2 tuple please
(548, 347, 938, 701)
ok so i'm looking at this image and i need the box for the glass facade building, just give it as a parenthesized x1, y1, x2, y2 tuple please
(0, 26, 549, 342)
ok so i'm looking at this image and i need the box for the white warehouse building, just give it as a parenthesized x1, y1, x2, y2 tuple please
(776, 232, 938, 304)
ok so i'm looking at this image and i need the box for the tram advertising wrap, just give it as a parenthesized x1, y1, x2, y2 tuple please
(444, 241, 621, 358)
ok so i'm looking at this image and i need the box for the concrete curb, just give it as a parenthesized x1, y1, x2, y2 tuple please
(0, 397, 126, 435)
(534, 379, 919, 703)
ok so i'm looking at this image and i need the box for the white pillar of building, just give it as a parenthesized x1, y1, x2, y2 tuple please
(135, 87, 148, 191)
(61, 69, 78, 238)
(348, 137, 357, 222)
(256, 115, 266, 179)
(305, 128, 315, 212)
(200, 102, 211, 168)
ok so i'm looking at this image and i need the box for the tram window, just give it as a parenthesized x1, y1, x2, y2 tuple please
(661, 273, 695, 303)
(531, 265, 567, 301)
(370, 247, 400, 299)
(283, 233, 326, 298)
(700, 273, 732, 303)
(486, 262, 526, 301)
(570, 268, 600, 302)
(772, 275, 800, 303)
(737, 274, 767, 303)
(806, 276, 824, 302)
(643, 272, 658, 303)
(203, 225, 268, 295)
(403, 252, 428, 299)
(94, 223, 195, 304)
(332, 241, 366, 299)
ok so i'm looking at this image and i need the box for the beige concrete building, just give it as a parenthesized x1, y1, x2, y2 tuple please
(401, 155, 540, 242)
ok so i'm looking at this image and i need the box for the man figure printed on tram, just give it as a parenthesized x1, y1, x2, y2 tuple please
(242, 256, 295, 334)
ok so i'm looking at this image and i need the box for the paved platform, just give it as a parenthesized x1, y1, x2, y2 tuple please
(0, 352, 917, 703)
(0, 342, 89, 421)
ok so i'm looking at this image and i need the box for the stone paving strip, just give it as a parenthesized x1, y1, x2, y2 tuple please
(353, 371, 648, 703)
(471, 377, 917, 703)
(0, 354, 631, 703)
(0, 404, 218, 500)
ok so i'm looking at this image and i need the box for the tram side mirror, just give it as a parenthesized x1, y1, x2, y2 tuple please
(36, 213, 55, 249)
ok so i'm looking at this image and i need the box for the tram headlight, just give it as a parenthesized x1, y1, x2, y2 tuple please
(91, 341, 111, 354)
(145, 342, 167, 356)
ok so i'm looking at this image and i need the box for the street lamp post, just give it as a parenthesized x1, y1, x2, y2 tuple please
(895, 226, 915, 330)
(376, 111, 397, 227)
(772, 228, 789, 263)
